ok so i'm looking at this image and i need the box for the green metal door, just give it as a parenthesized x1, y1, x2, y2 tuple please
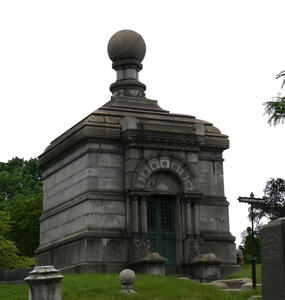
(147, 196, 176, 266)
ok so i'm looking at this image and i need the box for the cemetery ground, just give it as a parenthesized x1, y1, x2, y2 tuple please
(0, 266, 261, 300)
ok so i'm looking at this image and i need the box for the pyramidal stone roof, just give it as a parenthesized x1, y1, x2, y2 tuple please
(38, 30, 228, 168)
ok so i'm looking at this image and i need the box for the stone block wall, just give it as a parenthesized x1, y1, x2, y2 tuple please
(37, 142, 128, 270)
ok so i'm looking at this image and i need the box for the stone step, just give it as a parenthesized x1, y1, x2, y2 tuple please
(241, 282, 262, 291)
(211, 278, 252, 289)
(221, 288, 242, 293)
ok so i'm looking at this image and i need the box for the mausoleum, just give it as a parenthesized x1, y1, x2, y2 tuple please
(36, 30, 239, 277)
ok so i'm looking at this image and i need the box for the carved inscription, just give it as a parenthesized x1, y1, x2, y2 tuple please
(262, 232, 281, 264)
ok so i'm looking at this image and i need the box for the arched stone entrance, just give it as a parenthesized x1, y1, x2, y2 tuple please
(146, 172, 180, 267)
(128, 156, 202, 271)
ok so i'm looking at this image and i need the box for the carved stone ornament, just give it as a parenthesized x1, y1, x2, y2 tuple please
(133, 156, 198, 193)
(187, 238, 204, 262)
(133, 238, 151, 261)
(146, 173, 179, 193)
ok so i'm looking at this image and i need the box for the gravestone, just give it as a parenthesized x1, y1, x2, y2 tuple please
(261, 217, 285, 300)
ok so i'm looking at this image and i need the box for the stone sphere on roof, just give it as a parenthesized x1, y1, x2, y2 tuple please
(107, 30, 146, 62)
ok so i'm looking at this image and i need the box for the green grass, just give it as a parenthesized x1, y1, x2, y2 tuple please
(0, 273, 261, 300)
(226, 264, 261, 283)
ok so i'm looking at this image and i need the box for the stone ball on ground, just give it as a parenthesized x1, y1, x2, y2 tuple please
(119, 269, 135, 285)
(107, 30, 146, 62)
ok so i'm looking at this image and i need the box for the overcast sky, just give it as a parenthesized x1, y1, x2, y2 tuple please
(1, 1, 284, 245)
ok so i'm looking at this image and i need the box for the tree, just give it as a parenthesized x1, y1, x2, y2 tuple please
(239, 227, 261, 264)
(0, 157, 42, 257)
(0, 210, 34, 270)
(0, 157, 42, 205)
(7, 193, 42, 257)
(240, 178, 285, 263)
(252, 178, 285, 223)
(264, 71, 285, 125)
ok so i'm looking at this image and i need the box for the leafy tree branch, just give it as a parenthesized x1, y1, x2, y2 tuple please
(264, 71, 285, 125)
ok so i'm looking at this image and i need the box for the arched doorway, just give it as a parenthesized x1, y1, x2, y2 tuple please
(146, 172, 180, 268)
(147, 195, 176, 266)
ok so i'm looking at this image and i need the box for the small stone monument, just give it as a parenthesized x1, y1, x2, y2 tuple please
(130, 252, 168, 275)
(236, 248, 243, 265)
(189, 253, 221, 282)
(25, 266, 63, 300)
(261, 217, 285, 300)
(119, 269, 136, 293)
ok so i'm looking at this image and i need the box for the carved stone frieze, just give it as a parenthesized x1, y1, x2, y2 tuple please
(133, 237, 151, 261)
(132, 156, 198, 193)
(146, 173, 179, 193)
(186, 237, 204, 262)
(121, 129, 201, 152)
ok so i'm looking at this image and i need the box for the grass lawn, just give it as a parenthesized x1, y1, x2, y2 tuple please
(226, 264, 261, 283)
(0, 272, 261, 300)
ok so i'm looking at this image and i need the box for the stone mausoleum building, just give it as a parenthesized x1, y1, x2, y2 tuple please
(36, 30, 239, 278)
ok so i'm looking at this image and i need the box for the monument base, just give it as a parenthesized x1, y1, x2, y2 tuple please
(128, 252, 167, 276)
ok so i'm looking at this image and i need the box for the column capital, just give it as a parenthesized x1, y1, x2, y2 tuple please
(140, 194, 150, 201)
(182, 192, 204, 202)
(126, 190, 151, 199)
(130, 195, 139, 202)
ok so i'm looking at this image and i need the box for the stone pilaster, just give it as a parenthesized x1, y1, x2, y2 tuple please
(140, 196, 148, 235)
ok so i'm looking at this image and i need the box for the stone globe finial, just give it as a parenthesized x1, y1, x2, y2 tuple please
(108, 30, 146, 63)
(108, 30, 146, 98)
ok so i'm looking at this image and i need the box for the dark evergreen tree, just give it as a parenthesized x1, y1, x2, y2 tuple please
(239, 227, 261, 264)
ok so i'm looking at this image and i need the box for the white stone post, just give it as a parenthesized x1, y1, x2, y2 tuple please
(25, 266, 63, 300)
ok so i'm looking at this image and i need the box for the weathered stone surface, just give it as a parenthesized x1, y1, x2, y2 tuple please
(119, 269, 136, 293)
(25, 266, 63, 300)
(241, 282, 261, 291)
(221, 288, 241, 293)
(191, 253, 221, 265)
(206, 281, 228, 289)
(119, 269, 135, 285)
(189, 253, 221, 282)
(261, 217, 285, 300)
(36, 30, 238, 278)
(211, 278, 251, 289)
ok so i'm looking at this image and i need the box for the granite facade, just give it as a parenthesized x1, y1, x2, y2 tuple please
(35, 30, 239, 278)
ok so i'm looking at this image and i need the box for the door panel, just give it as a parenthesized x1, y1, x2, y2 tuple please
(147, 197, 176, 266)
